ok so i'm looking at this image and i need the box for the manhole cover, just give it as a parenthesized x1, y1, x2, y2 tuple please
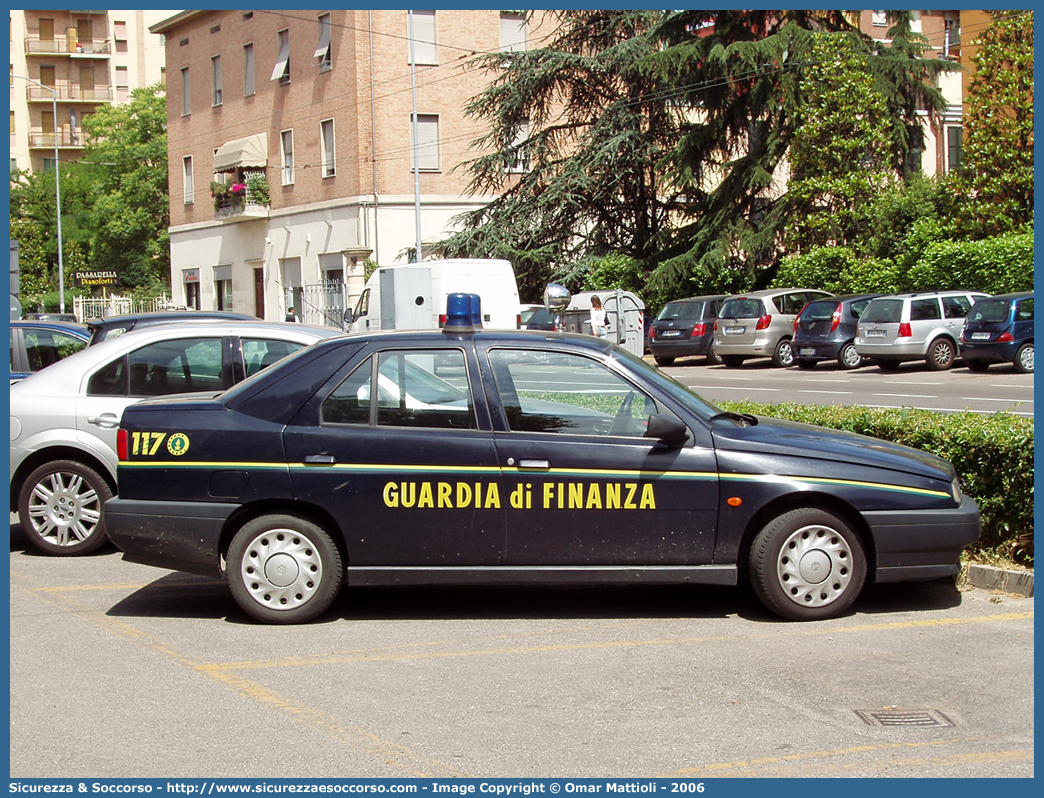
(855, 709, 956, 728)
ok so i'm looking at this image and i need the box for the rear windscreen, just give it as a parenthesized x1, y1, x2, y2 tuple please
(658, 302, 702, 321)
(860, 299, 903, 324)
(968, 299, 1012, 324)
(719, 298, 764, 319)
(802, 300, 839, 322)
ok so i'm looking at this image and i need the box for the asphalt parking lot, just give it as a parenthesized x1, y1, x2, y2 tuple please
(9, 521, 1034, 779)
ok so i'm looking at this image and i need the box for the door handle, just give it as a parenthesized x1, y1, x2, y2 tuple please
(515, 459, 550, 471)
(87, 413, 120, 429)
(304, 454, 336, 465)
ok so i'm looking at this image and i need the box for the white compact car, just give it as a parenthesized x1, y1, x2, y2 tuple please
(10, 320, 342, 556)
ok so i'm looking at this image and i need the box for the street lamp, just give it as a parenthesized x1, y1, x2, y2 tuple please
(13, 74, 66, 314)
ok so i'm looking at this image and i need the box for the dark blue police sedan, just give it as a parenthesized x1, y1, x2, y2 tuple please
(104, 308, 980, 624)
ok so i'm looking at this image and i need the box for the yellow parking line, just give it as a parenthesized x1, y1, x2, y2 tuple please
(10, 574, 470, 778)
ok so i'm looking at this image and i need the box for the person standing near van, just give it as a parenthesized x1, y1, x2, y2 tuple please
(285, 306, 300, 323)
(590, 295, 609, 337)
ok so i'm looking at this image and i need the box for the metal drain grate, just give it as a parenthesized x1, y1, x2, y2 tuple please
(855, 709, 956, 728)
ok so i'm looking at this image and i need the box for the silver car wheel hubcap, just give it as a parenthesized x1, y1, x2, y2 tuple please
(932, 342, 952, 366)
(1020, 346, 1033, 370)
(842, 345, 860, 367)
(777, 524, 852, 608)
(240, 529, 323, 611)
(27, 472, 101, 547)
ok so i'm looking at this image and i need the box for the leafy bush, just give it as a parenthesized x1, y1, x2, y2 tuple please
(908, 231, 1034, 294)
(718, 401, 1034, 565)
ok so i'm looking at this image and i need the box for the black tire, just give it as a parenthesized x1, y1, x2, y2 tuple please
(837, 341, 863, 370)
(721, 355, 745, 368)
(18, 459, 114, 556)
(771, 338, 795, 368)
(965, 358, 990, 373)
(749, 507, 867, 621)
(926, 337, 956, 371)
(227, 514, 344, 624)
(877, 359, 901, 371)
(795, 359, 816, 370)
(706, 345, 723, 366)
(654, 355, 675, 367)
(1014, 343, 1033, 374)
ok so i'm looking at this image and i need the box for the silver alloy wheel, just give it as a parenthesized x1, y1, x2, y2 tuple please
(239, 528, 324, 612)
(839, 342, 862, 369)
(774, 339, 795, 367)
(1017, 343, 1034, 373)
(775, 523, 853, 608)
(928, 339, 955, 369)
(26, 469, 103, 549)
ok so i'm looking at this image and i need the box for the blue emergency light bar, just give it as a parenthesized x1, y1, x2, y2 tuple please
(443, 293, 480, 331)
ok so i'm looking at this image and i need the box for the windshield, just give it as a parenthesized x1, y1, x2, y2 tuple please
(657, 302, 702, 321)
(967, 299, 1012, 324)
(861, 299, 904, 324)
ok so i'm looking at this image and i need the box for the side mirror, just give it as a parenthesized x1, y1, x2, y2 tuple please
(645, 413, 688, 445)
(343, 308, 354, 325)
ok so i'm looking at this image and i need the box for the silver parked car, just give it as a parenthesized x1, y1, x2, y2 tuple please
(10, 321, 342, 556)
(713, 288, 833, 367)
(855, 290, 990, 371)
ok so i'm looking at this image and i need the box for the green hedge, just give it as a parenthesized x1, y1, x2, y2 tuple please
(718, 401, 1034, 565)
(908, 232, 1034, 294)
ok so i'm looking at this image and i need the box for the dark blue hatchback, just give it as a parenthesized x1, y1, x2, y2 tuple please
(960, 292, 1033, 373)
(793, 294, 881, 370)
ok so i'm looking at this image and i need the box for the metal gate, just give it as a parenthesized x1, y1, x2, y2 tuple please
(73, 293, 172, 321)
(300, 279, 350, 330)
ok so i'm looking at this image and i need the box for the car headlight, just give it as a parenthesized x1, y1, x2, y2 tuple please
(951, 477, 963, 504)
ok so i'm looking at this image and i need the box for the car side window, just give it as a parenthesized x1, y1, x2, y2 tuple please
(942, 296, 972, 319)
(488, 349, 655, 438)
(242, 337, 306, 377)
(322, 349, 476, 430)
(1017, 299, 1033, 320)
(22, 328, 87, 372)
(127, 337, 224, 396)
(850, 298, 872, 318)
(910, 299, 941, 321)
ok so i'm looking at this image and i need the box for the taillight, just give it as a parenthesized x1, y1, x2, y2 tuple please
(756, 314, 771, 330)
(691, 322, 706, 337)
(516, 314, 522, 329)
(649, 327, 655, 340)
(997, 332, 1014, 342)
(898, 323, 913, 338)
(117, 429, 128, 461)
(830, 304, 842, 333)
(713, 319, 718, 331)
(793, 316, 800, 333)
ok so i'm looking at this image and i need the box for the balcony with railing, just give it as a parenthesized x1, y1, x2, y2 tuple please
(26, 81, 113, 103)
(213, 173, 271, 222)
(24, 35, 111, 57)
(28, 128, 86, 149)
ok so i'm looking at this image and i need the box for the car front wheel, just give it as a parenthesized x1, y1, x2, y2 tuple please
(749, 507, 867, 621)
(706, 344, 722, 366)
(18, 460, 114, 556)
(227, 514, 344, 624)
(1014, 343, 1033, 373)
(926, 338, 956, 370)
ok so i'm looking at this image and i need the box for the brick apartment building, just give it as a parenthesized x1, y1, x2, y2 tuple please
(153, 9, 539, 325)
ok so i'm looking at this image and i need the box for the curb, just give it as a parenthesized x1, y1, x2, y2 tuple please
(965, 564, 1034, 597)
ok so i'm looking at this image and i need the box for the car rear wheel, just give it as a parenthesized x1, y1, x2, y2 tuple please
(749, 507, 867, 621)
(706, 345, 722, 366)
(227, 514, 343, 624)
(1014, 343, 1033, 373)
(965, 358, 989, 372)
(654, 355, 675, 366)
(838, 342, 863, 370)
(18, 460, 113, 556)
(721, 355, 745, 368)
(926, 338, 956, 370)
(772, 338, 795, 368)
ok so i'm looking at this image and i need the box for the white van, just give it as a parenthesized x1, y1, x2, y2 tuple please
(349, 259, 521, 332)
